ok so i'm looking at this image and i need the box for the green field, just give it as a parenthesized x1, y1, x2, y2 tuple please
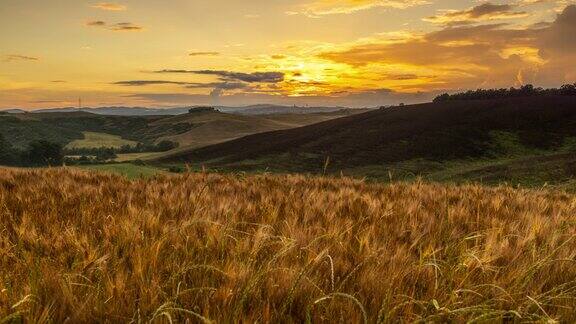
(66, 132, 138, 149)
(114, 151, 166, 162)
(76, 163, 166, 179)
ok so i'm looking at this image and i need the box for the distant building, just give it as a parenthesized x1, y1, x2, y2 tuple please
(188, 106, 216, 113)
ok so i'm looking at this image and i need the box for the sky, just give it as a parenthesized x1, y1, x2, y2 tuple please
(1, 0, 575, 109)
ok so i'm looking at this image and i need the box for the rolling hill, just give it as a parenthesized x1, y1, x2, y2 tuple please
(0, 108, 364, 157)
(160, 96, 576, 186)
(6, 104, 360, 116)
(151, 108, 365, 152)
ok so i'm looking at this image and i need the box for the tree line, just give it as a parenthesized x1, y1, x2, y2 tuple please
(63, 140, 178, 164)
(64, 140, 178, 160)
(0, 134, 179, 167)
(434, 84, 576, 102)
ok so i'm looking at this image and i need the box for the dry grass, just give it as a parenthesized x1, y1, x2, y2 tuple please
(1, 168, 576, 323)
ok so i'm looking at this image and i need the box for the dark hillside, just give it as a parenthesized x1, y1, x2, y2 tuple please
(161, 96, 576, 171)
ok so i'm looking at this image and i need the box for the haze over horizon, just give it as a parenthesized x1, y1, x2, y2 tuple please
(1, 0, 575, 109)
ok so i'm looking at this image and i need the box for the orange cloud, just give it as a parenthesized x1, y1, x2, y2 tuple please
(3, 54, 39, 62)
(313, 4, 576, 92)
(189, 52, 221, 57)
(299, 0, 431, 16)
(91, 2, 127, 11)
(425, 3, 529, 25)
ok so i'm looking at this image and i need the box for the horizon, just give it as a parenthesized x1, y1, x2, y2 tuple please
(2, 0, 576, 109)
(3, 82, 576, 112)
(1, 103, 362, 112)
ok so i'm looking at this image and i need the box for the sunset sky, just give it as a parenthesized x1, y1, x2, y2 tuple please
(1, 0, 575, 109)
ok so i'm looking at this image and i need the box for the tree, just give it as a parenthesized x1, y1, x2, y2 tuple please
(560, 84, 576, 95)
(156, 140, 178, 152)
(433, 93, 450, 102)
(0, 134, 18, 165)
(23, 140, 64, 166)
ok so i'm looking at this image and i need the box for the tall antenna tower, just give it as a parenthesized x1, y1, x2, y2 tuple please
(78, 97, 82, 109)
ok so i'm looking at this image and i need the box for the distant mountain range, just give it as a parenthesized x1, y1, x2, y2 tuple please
(218, 104, 351, 115)
(1, 105, 358, 116)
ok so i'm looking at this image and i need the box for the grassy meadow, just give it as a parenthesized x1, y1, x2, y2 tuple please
(66, 132, 138, 150)
(1, 168, 576, 322)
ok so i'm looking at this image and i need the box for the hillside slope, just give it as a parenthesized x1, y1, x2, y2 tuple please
(162, 96, 576, 177)
(149, 109, 365, 152)
(2, 168, 576, 322)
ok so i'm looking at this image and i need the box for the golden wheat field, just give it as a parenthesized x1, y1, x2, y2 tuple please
(1, 168, 576, 323)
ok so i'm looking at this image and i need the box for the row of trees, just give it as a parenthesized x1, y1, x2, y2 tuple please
(63, 140, 178, 165)
(117, 140, 178, 154)
(64, 140, 178, 157)
(0, 135, 64, 167)
(64, 147, 118, 162)
(434, 84, 576, 102)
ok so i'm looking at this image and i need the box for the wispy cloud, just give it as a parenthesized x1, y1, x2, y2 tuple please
(29, 100, 69, 104)
(425, 3, 529, 25)
(113, 80, 191, 86)
(86, 20, 106, 27)
(189, 52, 221, 57)
(91, 2, 127, 11)
(110, 22, 143, 31)
(3, 54, 39, 62)
(154, 70, 285, 83)
(186, 82, 248, 90)
(85, 20, 143, 32)
(113, 80, 249, 90)
(298, 0, 431, 17)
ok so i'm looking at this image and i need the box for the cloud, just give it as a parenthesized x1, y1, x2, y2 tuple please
(189, 52, 220, 57)
(539, 4, 576, 51)
(91, 2, 127, 11)
(185, 82, 248, 90)
(85, 21, 143, 32)
(87, 4, 576, 108)
(154, 70, 285, 83)
(114, 79, 250, 90)
(124, 87, 433, 107)
(424, 3, 529, 25)
(110, 22, 143, 31)
(299, 0, 431, 16)
(124, 93, 214, 105)
(29, 100, 67, 104)
(383, 73, 429, 80)
(317, 6, 576, 90)
(113, 80, 191, 86)
(114, 79, 250, 101)
(86, 20, 106, 27)
(3, 55, 39, 62)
